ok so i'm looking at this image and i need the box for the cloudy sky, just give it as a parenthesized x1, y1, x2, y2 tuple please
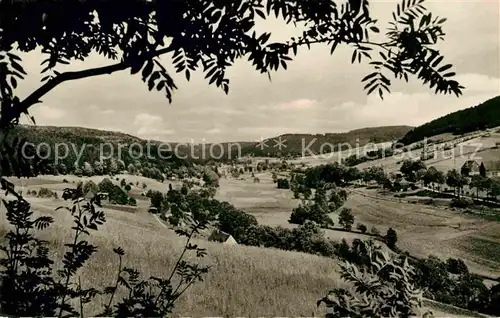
(17, 0, 500, 143)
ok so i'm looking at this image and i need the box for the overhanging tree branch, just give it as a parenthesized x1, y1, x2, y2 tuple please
(1, 46, 175, 126)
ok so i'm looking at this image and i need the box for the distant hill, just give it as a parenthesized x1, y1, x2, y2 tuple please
(8, 125, 190, 178)
(10, 125, 413, 175)
(239, 126, 414, 157)
(400, 95, 500, 145)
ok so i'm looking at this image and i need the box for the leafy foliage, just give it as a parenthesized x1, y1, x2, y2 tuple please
(0, 0, 472, 315)
(1, 0, 463, 130)
(318, 245, 430, 318)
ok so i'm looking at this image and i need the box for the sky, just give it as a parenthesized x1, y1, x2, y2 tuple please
(16, 0, 500, 143)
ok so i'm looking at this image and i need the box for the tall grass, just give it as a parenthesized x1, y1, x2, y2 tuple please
(0, 197, 342, 316)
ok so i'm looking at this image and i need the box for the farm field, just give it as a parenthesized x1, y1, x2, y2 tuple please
(217, 170, 500, 279)
(343, 188, 500, 277)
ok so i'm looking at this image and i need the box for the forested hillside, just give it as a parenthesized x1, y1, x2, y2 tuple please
(9, 125, 413, 168)
(240, 125, 413, 157)
(400, 95, 500, 145)
(7, 125, 190, 179)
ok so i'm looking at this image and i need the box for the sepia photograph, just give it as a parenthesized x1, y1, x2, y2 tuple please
(0, 0, 499, 317)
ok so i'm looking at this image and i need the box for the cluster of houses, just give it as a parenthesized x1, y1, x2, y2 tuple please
(460, 159, 500, 177)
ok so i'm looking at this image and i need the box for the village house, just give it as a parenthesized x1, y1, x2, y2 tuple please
(484, 161, 500, 177)
(461, 160, 481, 176)
(208, 229, 238, 245)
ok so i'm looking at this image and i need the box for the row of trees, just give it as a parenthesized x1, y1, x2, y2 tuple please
(397, 159, 500, 200)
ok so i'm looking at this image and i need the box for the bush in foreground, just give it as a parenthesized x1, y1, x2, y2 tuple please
(318, 245, 432, 317)
(0, 180, 209, 317)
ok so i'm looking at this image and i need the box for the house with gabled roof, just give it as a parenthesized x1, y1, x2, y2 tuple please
(208, 229, 237, 245)
(461, 160, 480, 176)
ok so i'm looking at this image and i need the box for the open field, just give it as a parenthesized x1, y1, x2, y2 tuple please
(215, 171, 500, 278)
(215, 172, 500, 278)
(343, 188, 500, 277)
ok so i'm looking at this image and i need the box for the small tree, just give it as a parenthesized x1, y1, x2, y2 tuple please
(149, 190, 165, 211)
(83, 180, 98, 196)
(338, 208, 355, 231)
(356, 223, 367, 233)
(480, 162, 487, 178)
(277, 178, 290, 189)
(180, 183, 189, 195)
(386, 227, 398, 249)
(98, 178, 115, 194)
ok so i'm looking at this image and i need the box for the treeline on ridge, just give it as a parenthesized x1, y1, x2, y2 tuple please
(400, 95, 500, 145)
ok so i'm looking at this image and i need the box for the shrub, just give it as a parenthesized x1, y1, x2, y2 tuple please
(371, 226, 380, 236)
(356, 223, 367, 233)
(83, 180, 98, 195)
(317, 245, 431, 317)
(450, 197, 471, 208)
(149, 190, 165, 211)
(277, 178, 290, 189)
(446, 258, 469, 275)
(168, 215, 180, 226)
(386, 227, 398, 249)
(38, 187, 54, 198)
(62, 179, 69, 183)
(109, 186, 129, 205)
(128, 197, 137, 206)
(98, 178, 114, 193)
